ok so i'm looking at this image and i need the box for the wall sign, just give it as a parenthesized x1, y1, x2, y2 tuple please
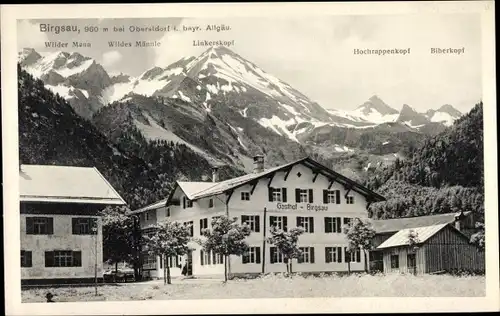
(276, 202, 328, 211)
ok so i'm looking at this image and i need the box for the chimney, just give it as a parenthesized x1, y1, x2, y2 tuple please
(212, 166, 220, 182)
(253, 155, 265, 173)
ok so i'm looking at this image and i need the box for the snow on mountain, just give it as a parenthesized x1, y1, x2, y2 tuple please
(425, 104, 462, 127)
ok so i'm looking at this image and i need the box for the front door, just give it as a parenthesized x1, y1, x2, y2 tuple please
(186, 251, 193, 276)
(407, 253, 417, 275)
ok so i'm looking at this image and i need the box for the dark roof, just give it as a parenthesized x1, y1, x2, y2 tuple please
(128, 156, 386, 214)
(370, 211, 472, 234)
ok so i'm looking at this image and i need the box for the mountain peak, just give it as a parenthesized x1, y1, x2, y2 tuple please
(356, 95, 399, 116)
(438, 104, 462, 117)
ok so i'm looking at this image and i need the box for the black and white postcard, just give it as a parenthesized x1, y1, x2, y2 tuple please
(1, 2, 498, 315)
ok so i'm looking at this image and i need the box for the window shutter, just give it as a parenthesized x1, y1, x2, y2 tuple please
(212, 251, 216, 265)
(282, 188, 287, 202)
(200, 219, 203, 235)
(200, 250, 204, 265)
(296, 216, 301, 228)
(48, 218, 54, 235)
(336, 190, 341, 204)
(337, 247, 342, 263)
(270, 247, 276, 264)
(323, 190, 328, 204)
(309, 217, 314, 233)
(268, 187, 274, 202)
(207, 251, 211, 265)
(345, 247, 350, 263)
(309, 189, 314, 203)
(255, 216, 260, 233)
(182, 197, 186, 209)
(27, 251, 32, 267)
(72, 218, 78, 235)
(256, 248, 261, 264)
(325, 247, 330, 263)
(270, 216, 276, 227)
(242, 253, 249, 264)
(241, 215, 247, 226)
(336, 217, 341, 233)
(45, 251, 54, 267)
(283, 216, 288, 231)
(73, 251, 82, 267)
(176, 256, 180, 268)
(298, 252, 303, 264)
(26, 217, 34, 234)
(356, 248, 361, 263)
(310, 248, 315, 264)
(295, 189, 301, 203)
(324, 217, 330, 233)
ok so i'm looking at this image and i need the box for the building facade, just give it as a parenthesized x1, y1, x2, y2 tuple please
(128, 156, 386, 279)
(20, 165, 126, 285)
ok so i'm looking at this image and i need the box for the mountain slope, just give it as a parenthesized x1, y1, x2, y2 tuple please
(17, 64, 242, 209)
(366, 102, 484, 220)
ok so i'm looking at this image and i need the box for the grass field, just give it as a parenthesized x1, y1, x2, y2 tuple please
(21, 273, 486, 302)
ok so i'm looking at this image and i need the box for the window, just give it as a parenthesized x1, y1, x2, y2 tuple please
(296, 217, 314, 233)
(45, 251, 82, 267)
(241, 192, 250, 201)
(212, 252, 224, 265)
(324, 217, 342, 233)
(166, 208, 170, 217)
(209, 199, 214, 208)
(298, 247, 315, 264)
(390, 254, 399, 269)
(200, 218, 209, 235)
(295, 188, 313, 203)
(167, 255, 181, 268)
(323, 189, 341, 204)
(242, 247, 261, 264)
(145, 212, 150, 221)
(268, 187, 287, 202)
(270, 216, 288, 231)
(21, 250, 32, 268)
(346, 196, 354, 204)
(200, 250, 212, 265)
(142, 253, 157, 270)
(344, 247, 362, 263)
(182, 196, 193, 208)
(72, 217, 97, 235)
(325, 247, 343, 263)
(26, 217, 53, 235)
(270, 247, 284, 264)
(183, 221, 194, 237)
(241, 215, 260, 233)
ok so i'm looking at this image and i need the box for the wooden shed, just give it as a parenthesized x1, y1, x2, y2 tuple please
(375, 223, 485, 275)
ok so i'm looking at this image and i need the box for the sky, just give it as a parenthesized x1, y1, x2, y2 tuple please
(17, 14, 482, 113)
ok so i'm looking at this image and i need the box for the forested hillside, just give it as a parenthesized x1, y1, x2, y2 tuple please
(366, 102, 484, 221)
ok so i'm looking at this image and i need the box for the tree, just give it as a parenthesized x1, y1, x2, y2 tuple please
(143, 220, 192, 285)
(197, 216, 251, 282)
(266, 226, 305, 275)
(407, 229, 420, 252)
(343, 218, 376, 273)
(101, 206, 137, 277)
(470, 222, 485, 251)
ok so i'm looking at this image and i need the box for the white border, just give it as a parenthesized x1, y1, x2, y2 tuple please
(2, 1, 498, 315)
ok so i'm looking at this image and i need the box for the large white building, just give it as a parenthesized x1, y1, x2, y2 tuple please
(20, 165, 126, 285)
(128, 156, 386, 279)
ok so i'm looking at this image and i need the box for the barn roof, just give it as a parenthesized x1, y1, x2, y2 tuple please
(370, 211, 471, 234)
(376, 224, 449, 249)
(20, 164, 126, 205)
(127, 156, 386, 214)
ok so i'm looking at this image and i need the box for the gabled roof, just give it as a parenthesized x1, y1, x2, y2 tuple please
(20, 164, 126, 205)
(128, 156, 386, 214)
(376, 224, 449, 249)
(370, 211, 471, 234)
